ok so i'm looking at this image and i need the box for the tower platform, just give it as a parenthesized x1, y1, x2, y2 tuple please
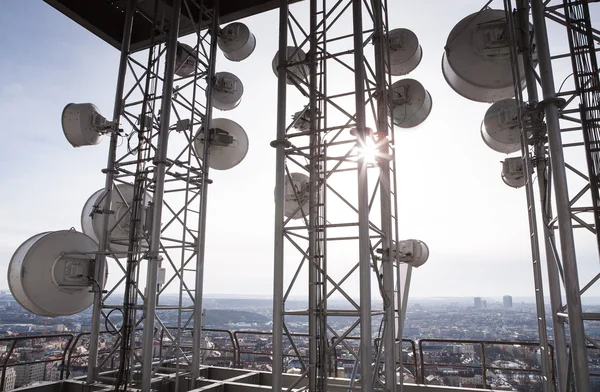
(13, 366, 491, 392)
(42, 0, 301, 52)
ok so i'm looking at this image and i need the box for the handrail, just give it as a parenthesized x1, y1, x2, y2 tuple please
(374, 337, 419, 380)
(418, 338, 557, 389)
(233, 330, 311, 369)
(0, 333, 74, 391)
(0, 330, 585, 392)
(159, 327, 238, 367)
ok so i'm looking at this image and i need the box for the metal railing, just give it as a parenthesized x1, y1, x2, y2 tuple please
(418, 339, 556, 390)
(0, 330, 572, 391)
(0, 333, 74, 390)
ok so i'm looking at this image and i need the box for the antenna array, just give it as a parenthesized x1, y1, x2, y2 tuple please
(7, 0, 256, 390)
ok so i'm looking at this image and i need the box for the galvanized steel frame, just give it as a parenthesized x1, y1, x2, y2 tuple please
(271, 0, 401, 391)
(84, 0, 220, 389)
(503, 0, 599, 390)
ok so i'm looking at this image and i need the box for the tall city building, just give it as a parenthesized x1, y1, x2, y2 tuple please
(15, 362, 45, 388)
(503, 295, 513, 309)
(0, 367, 16, 391)
(473, 297, 482, 309)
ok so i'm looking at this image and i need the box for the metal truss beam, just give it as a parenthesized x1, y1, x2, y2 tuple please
(85, 0, 221, 389)
(272, 0, 400, 391)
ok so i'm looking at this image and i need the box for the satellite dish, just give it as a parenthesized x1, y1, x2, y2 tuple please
(291, 106, 320, 132)
(62, 103, 110, 147)
(501, 157, 526, 188)
(481, 99, 521, 154)
(284, 172, 310, 219)
(211, 72, 244, 111)
(387, 28, 422, 76)
(194, 118, 249, 170)
(389, 79, 432, 128)
(218, 23, 256, 62)
(8, 229, 107, 317)
(175, 42, 198, 77)
(272, 46, 309, 85)
(442, 9, 533, 102)
(81, 183, 149, 257)
(395, 239, 429, 268)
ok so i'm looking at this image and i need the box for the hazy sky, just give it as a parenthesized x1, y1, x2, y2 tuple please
(0, 0, 598, 302)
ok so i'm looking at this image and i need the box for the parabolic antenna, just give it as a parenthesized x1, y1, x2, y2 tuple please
(8, 229, 107, 317)
(387, 28, 422, 76)
(481, 99, 521, 154)
(272, 46, 309, 85)
(442, 9, 533, 103)
(211, 72, 244, 111)
(175, 43, 198, 77)
(292, 106, 320, 132)
(81, 183, 149, 257)
(284, 172, 310, 220)
(194, 118, 249, 170)
(62, 103, 110, 147)
(389, 79, 432, 128)
(218, 23, 256, 62)
(501, 157, 526, 188)
(395, 239, 429, 268)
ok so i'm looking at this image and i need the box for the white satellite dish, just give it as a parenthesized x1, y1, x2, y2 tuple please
(284, 172, 310, 220)
(211, 72, 244, 111)
(442, 9, 533, 103)
(81, 183, 149, 257)
(395, 239, 429, 268)
(272, 46, 309, 85)
(481, 99, 522, 154)
(175, 42, 198, 77)
(387, 28, 422, 76)
(389, 79, 432, 128)
(8, 229, 107, 317)
(218, 23, 256, 62)
(62, 103, 111, 147)
(194, 118, 249, 170)
(501, 157, 526, 188)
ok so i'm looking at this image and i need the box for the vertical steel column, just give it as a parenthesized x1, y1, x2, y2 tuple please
(515, 2, 569, 390)
(531, 1, 591, 390)
(352, 0, 374, 390)
(308, 0, 320, 389)
(140, 1, 181, 390)
(507, 3, 553, 391)
(87, 0, 136, 383)
(272, 0, 289, 390)
(191, 1, 219, 383)
(371, 0, 396, 389)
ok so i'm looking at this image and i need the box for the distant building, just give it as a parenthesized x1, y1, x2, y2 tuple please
(0, 367, 16, 390)
(482, 300, 487, 309)
(473, 297, 482, 309)
(15, 362, 45, 387)
(503, 295, 513, 309)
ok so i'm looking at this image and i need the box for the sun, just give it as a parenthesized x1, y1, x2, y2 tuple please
(356, 137, 383, 165)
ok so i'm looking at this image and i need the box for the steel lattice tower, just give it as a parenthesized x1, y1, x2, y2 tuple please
(271, 0, 408, 391)
(83, 1, 225, 389)
(503, 0, 600, 391)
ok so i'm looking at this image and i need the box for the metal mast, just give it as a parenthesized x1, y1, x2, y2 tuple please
(505, 0, 600, 390)
(504, 1, 553, 391)
(271, 0, 400, 391)
(82, 1, 222, 389)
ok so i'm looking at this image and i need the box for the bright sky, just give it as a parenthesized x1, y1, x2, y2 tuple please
(0, 0, 598, 301)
